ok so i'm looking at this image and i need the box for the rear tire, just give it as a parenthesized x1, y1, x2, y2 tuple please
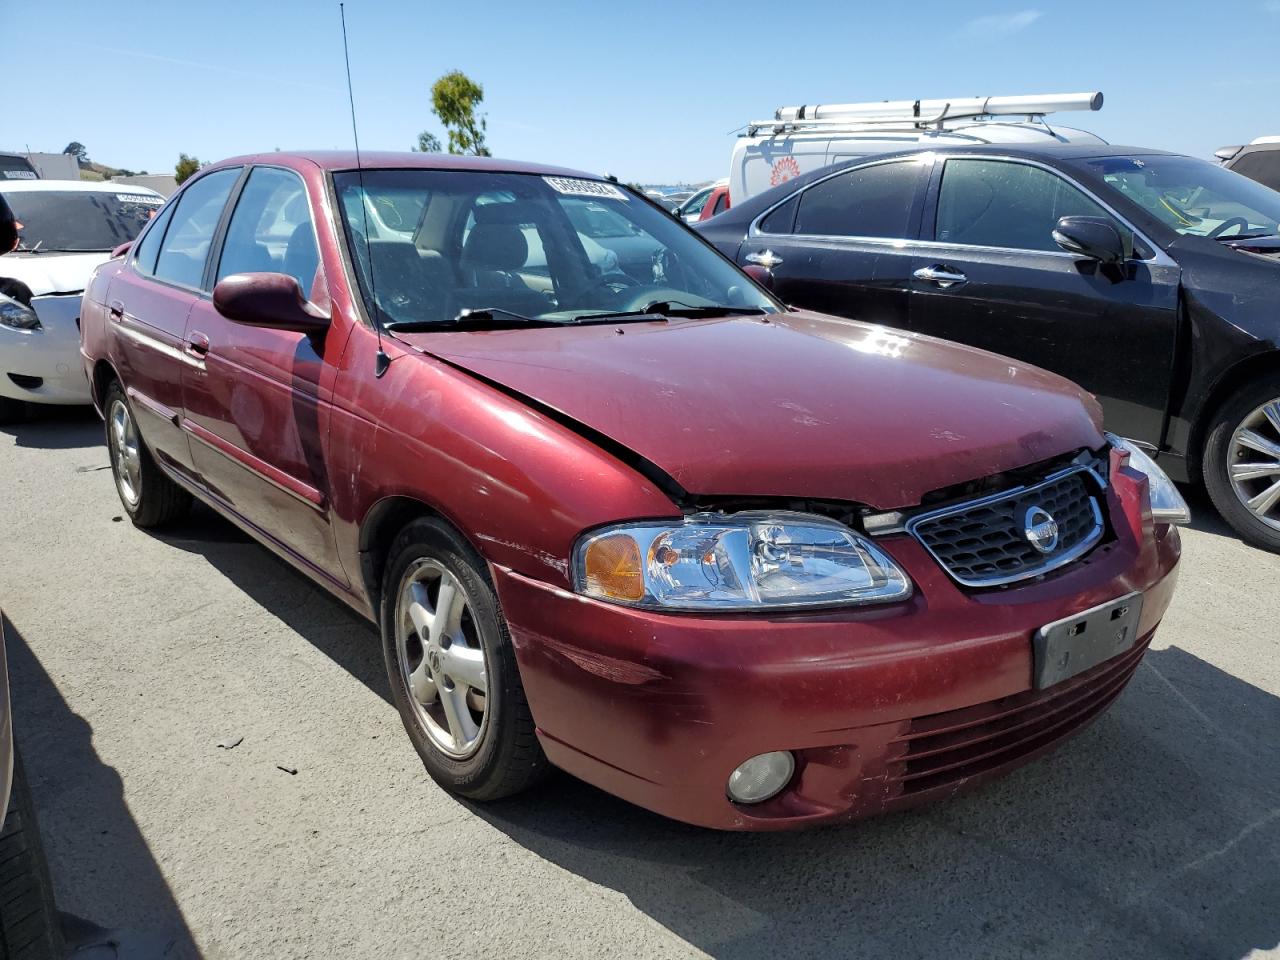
(0, 752, 64, 960)
(104, 381, 191, 528)
(379, 517, 547, 801)
(1202, 374, 1280, 553)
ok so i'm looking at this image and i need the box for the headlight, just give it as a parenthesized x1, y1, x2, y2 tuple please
(573, 511, 912, 610)
(1107, 434, 1191, 525)
(0, 294, 40, 331)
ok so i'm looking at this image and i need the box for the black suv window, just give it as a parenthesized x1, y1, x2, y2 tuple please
(936, 159, 1114, 252)
(153, 168, 240, 289)
(793, 161, 919, 239)
(1229, 150, 1280, 192)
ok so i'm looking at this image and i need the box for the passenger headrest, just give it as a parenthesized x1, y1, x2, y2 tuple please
(462, 223, 528, 272)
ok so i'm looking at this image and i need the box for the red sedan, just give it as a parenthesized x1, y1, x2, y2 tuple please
(79, 152, 1186, 830)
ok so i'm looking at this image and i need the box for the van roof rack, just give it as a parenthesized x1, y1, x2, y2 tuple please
(745, 91, 1102, 137)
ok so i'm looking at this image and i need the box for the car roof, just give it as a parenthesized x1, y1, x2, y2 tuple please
(0, 178, 163, 196)
(207, 150, 603, 181)
(860, 142, 1182, 162)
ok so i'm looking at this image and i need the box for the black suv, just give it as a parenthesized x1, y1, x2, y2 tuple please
(697, 144, 1280, 551)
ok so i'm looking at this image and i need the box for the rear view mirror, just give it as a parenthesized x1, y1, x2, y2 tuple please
(1052, 217, 1127, 264)
(212, 272, 330, 334)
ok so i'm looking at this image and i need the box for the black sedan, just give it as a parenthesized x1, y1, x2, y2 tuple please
(697, 144, 1280, 551)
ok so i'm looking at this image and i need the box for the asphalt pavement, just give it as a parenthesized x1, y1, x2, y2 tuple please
(1, 407, 1276, 960)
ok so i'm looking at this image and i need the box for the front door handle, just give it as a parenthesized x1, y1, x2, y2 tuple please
(913, 265, 968, 289)
(186, 331, 210, 359)
(745, 249, 784, 268)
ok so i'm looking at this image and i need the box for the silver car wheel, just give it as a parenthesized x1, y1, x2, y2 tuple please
(394, 559, 489, 759)
(1227, 397, 1280, 531)
(108, 398, 142, 508)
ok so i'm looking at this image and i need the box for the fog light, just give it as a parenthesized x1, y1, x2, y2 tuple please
(726, 751, 795, 804)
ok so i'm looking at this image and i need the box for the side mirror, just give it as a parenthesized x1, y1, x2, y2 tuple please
(111, 241, 133, 259)
(212, 273, 330, 334)
(1052, 216, 1128, 264)
(742, 264, 775, 290)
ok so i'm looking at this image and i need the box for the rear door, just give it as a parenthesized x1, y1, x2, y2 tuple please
(108, 167, 241, 473)
(181, 165, 348, 586)
(736, 157, 929, 331)
(908, 156, 1181, 444)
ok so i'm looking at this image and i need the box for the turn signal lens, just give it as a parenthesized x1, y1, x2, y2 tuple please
(582, 533, 644, 602)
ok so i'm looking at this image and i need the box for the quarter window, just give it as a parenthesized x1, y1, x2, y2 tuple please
(153, 168, 240, 289)
(936, 159, 1115, 252)
(217, 167, 319, 296)
(794, 162, 920, 238)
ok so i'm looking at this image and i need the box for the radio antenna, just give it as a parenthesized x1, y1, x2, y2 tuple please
(340, 2, 391, 377)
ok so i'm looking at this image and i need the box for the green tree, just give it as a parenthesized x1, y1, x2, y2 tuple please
(430, 71, 489, 156)
(414, 131, 442, 153)
(63, 141, 89, 166)
(175, 153, 201, 185)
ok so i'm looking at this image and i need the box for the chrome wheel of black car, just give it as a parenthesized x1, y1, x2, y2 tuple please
(1204, 375, 1280, 553)
(1227, 397, 1280, 531)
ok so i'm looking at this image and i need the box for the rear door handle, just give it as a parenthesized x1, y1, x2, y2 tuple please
(913, 265, 968, 289)
(745, 249, 784, 268)
(108, 299, 124, 320)
(186, 331, 210, 358)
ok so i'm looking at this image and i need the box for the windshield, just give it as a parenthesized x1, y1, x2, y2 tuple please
(333, 169, 776, 327)
(1086, 155, 1280, 239)
(2, 189, 162, 251)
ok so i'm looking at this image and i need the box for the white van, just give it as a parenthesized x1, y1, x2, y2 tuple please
(727, 92, 1106, 205)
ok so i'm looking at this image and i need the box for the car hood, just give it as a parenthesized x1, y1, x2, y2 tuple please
(0, 251, 112, 296)
(399, 311, 1104, 509)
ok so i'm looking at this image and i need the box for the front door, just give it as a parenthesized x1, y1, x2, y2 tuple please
(736, 157, 929, 331)
(181, 165, 349, 587)
(909, 157, 1181, 445)
(108, 167, 242, 473)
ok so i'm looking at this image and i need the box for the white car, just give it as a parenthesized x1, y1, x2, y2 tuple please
(0, 180, 163, 421)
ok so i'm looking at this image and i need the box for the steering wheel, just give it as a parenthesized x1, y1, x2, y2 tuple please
(572, 273, 640, 303)
(1208, 217, 1249, 239)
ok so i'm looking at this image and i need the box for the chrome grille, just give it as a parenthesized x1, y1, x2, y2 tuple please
(907, 466, 1105, 587)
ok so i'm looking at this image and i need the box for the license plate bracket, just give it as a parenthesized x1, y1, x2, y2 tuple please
(1032, 591, 1144, 689)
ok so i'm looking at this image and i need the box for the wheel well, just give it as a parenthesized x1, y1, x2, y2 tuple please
(1187, 351, 1280, 481)
(90, 360, 119, 413)
(357, 496, 443, 612)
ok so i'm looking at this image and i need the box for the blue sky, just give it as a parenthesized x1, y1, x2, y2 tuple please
(3, 0, 1278, 183)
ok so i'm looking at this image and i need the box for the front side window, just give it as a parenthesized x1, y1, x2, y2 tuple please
(1087, 154, 1280, 239)
(680, 187, 712, 219)
(217, 167, 319, 295)
(154, 168, 240, 289)
(936, 159, 1116, 252)
(334, 170, 776, 327)
(3, 189, 163, 252)
(794, 161, 920, 238)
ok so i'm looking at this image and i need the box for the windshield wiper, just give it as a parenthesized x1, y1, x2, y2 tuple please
(384, 307, 558, 333)
(572, 300, 768, 323)
(1215, 232, 1279, 242)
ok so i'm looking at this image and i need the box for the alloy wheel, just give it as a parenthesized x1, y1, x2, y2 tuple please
(1227, 397, 1280, 531)
(394, 559, 489, 758)
(108, 399, 142, 508)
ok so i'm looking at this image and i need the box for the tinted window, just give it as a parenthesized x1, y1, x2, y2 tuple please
(217, 167, 319, 295)
(758, 194, 799, 234)
(154, 168, 240, 289)
(794, 162, 919, 238)
(936, 159, 1114, 252)
(133, 202, 176, 276)
(1230, 151, 1280, 192)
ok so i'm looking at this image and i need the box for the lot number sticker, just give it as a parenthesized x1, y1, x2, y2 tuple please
(543, 177, 629, 201)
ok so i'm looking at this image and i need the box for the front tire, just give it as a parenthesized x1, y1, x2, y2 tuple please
(379, 517, 546, 801)
(1203, 374, 1280, 552)
(0, 752, 64, 960)
(104, 381, 191, 528)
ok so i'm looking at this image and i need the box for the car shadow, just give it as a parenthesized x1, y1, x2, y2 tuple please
(1180, 484, 1247, 542)
(149, 502, 390, 705)
(0, 404, 101, 450)
(3, 613, 200, 959)
(462, 647, 1279, 960)
(136, 509, 1279, 959)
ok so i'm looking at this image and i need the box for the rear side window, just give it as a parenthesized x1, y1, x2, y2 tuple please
(794, 162, 920, 238)
(1230, 150, 1280, 192)
(758, 194, 799, 234)
(153, 168, 240, 289)
(217, 167, 319, 296)
(132, 202, 176, 276)
(936, 159, 1115, 252)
